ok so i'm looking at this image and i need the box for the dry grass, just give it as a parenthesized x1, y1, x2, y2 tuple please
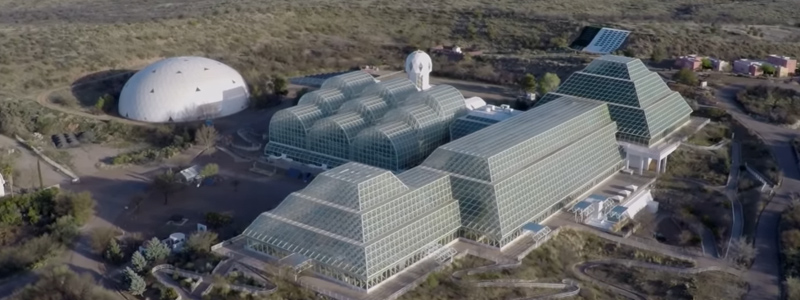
(686, 122, 730, 147)
(0, 0, 798, 99)
(664, 147, 730, 186)
(401, 230, 693, 300)
(654, 179, 732, 246)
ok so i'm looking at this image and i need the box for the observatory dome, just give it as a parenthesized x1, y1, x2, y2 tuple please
(405, 50, 432, 74)
(405, 50, 432, 90)
(118, 56, 249, 123)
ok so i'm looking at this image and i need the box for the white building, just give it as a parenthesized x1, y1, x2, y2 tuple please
(118, 56, 250, 123)
(405, 50, 432, 91)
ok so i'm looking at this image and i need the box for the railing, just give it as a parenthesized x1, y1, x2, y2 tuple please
(14, 134, 79, 180)
(295, 279, 358, 300)
(151, 264, 205, 293)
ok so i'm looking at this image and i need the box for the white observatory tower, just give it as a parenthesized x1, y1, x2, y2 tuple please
(405, 50, 432, 90)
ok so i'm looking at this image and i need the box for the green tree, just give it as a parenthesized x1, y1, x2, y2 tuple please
(673, 68, 698, 85)
(761, 64, 776, 75)
(89, 227, 120, 254)
(519, 73, 537, 94)
(199, 163, 219, 178)
(48, 216, 78, 244)
(131, 251, 148, 273)
(94, 97, 105, 113)
(271, 76, 289, 96)
(537, 73, 561, 95)
(144, 237, 170, 263)
(104, 239, 124, 264)
(701, 58, 713, 70)
(54, 191, 95, 225)
(205, 212, 233, 229)
(123, 267, 146, 295)
(153, 169, 180, 205)
(186, 231, 219, 255)
(650, 47, 666, 63)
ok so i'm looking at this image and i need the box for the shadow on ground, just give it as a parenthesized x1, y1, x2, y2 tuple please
(69, 69, 136, 108)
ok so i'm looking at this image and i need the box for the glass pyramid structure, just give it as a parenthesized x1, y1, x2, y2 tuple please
(536, 55, 692, 146)
(243, 163, 461, 289)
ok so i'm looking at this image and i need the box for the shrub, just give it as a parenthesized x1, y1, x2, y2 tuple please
(12, 266, 118, 300)
(54, 191, 95, 225)
(186, 231, 219, 255)
(161, 287, 179, 300)
(674, 68, 698, 86)
(90, 227, 120, 254)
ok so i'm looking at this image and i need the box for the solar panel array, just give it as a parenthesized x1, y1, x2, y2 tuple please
(583, 28, 631, 54)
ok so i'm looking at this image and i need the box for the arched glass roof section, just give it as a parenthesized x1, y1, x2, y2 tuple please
(383, 104, 445, 164)
(297, 88, 348, 115)
(404, 85, 467, 122)
(320, 71, 376, 99)
(339, 95, 391, 124)
(359, 77, 419, 107)
(306, 112, 369, 159)
(350, 122, 418, 171)
(269, 105, 325, 147)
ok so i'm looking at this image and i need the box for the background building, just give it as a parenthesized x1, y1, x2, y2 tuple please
(767, 55, 797, 77)
(674, 55, 702, 70)
(733, 59, 764, 77)
(118, 56, 249, 123)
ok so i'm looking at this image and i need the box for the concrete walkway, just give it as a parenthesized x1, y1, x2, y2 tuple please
(725, 141, 744, 259)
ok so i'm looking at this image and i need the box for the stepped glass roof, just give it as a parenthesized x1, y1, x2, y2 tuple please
(536, 55, 692, 146)
(243, 163, 461, 283)
(421, 97, 624, 244)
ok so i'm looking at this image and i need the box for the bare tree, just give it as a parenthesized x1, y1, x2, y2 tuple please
(786, 277, 800, 300)
(194, 125, 218, 147)
(729, 238, 757, 266)
(152, 169, 181, 205)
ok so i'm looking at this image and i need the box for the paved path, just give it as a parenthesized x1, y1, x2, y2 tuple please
(715, 86, 800, 300)
(725, 141, 744, 259)
(31, 68, 152, 127)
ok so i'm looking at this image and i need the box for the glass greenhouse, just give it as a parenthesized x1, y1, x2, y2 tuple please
(265, 73, 469, 172)
(242, 163, 461, 290)
(244, 55, 694, 292)
(536, 55, 693, 146)
(421, 97, 625, 247)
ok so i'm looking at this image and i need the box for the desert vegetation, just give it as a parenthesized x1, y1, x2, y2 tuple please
(584, 264, 747, 299)
(736, 85, 800, 125)
(0, 188, 96, 279)
(0, 0, 797, 99)
(781, 202, 800, 299)
(9, 265, 117, 300)
(653, 179, 732, 247)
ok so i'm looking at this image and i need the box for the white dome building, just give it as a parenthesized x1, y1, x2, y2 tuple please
(405, 50, 432, 91)
(118, 56, 249, 123)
